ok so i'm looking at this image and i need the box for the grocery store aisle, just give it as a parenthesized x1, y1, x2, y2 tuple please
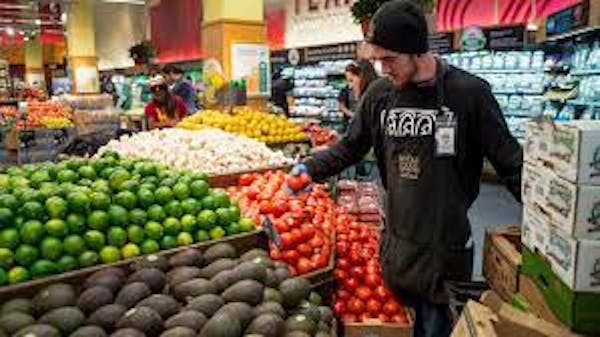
(468, 182, 522, 280)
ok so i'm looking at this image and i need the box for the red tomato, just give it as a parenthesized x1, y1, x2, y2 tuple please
(259, 200, 275, 214)
(238, 173, 254, 186)
(336, 258, 350, 271)
(347, 298, 365, 315)
(391, 314, 408, 324)
(312, 253, 328, 268)
(296, 243, 313, 257)
(333, 269, 348, 281)
(360, 313, 372, 322)
(383, 300, 400, 316)
(299, 172, 312, 186)
(282, 250, 299, 265)
(375, 286, 391, 301)
(246, 187, 259, 200)
(342, 314, 357, 323)
(356, 287, 372, 301)
(288, 266, 297, 276)
(365, 273, 381, 287)
(270, 249, 282, 260)
(344, 278, 360, 291)
(300, 225, 315, 241)
(296, 257, 313, 274)
(378, 313, 391, 323)
(333, 300, 346, 315)
(279, 232, 294, 249)
(336, 241, 348, 256)
(337, 289, 351, 300)
(287, 175, 305, 192)
(350, 266, 365, 279)
(309, 235, 324, 248)
(290, 229, 303, 244)
(366, 299, 382, 316)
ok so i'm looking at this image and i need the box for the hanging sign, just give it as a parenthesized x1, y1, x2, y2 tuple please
(428, 32, 454, 54)
(231, 43, 271, 97)
(546, 1, 589, 37)
(461, 26, 486, 51)
(485, 25, 525, 50)
(304, 42, 358, 63)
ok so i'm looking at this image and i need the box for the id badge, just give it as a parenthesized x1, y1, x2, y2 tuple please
(435, 107, 457, 157)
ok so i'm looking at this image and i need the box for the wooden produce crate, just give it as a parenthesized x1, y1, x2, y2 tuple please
(482, 226, 522, 301)
(0, 230, 267, 302)
(343, 316, 414, 337)
(518, 274, 565, 327)
(521, 246, 600, 335)
(208, 165, 292, 188)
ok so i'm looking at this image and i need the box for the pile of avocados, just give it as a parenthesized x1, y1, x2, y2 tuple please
(0, 243, 334, 337)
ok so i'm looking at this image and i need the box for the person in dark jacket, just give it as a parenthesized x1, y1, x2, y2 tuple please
(164, 65, 196, 114)
(290, 1, 523, 337)
(338, 59, 378, 121)
(271, 69, 293, 116)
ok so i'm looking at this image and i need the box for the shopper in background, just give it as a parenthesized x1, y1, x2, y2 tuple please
(145, 75, 187, 130)
(338, 59, 378, 122)
(290, 1, 523, 337)
(271, 69, 293, 116)
(164, 65, 197, 114)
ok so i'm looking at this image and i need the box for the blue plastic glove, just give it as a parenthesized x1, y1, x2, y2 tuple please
(290, 163, 308, 176)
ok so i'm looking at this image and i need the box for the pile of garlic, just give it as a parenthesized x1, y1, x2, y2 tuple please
(97, 128, 294, 175)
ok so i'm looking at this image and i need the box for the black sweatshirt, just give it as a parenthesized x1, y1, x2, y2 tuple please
(305, 59, 523, 303)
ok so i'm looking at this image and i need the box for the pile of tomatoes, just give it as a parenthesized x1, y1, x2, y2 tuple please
(227, 170, 333, 276)
(333, 215, 409, 324)
(302, 123, 338, 147)
(0, 102, 72, 130)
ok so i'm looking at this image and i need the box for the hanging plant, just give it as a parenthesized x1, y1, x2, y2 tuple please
(129, 41, 156, 64)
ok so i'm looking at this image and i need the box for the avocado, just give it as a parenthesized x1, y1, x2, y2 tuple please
(77, 286, 114, 314)
(84, 268, 126, 293)
(130, 254, 169, 271)
(263, 288, 283, 304)
(273, 261, 288, 269)
(184, 294, 224, 317)
(87, 304, 128, 330)
(232, 261, 267, 283)
(127, 268, 167, 293)
(69, 325, 108, 337)
(246, 314, 285, 337)
(198, 312, 242, 337)
(33, 283, 77, 315)
(165, 311, 207, 331)
(279, 278, 311, 309)
(0, 312, 35, 334)
(315, 331, 330, 337)
(203, 243, 237, 264)
(160, 327, 196, 337)
(210, 270, 238, 292)
(273, 268, 291, 285)
(115, 282, 152, 308)
(110, 328, 146, 337)
(87, 267, 127, 281)
(318, 306, 333, 325)
(200, 258, 238, 279)
(39, 306, 86, 335)
(173, 278, 217, 301)
(169, 249, 204, 268)
(14, 324, 61, 337)
(214, 302, 253, 328)
(264, 269, 279, 288)
(285, 314, 317, 335)
(0, 298, 33, 315)
(308, 292, 322, 306)
(222, 280, 264, 306)
(136, 294, 181, 319)
(253, 302, 286, 318)
(117, 307, 163, 335)
(291, 301, 320, 323)
(167, 266, 202, 286)
(284, 332, 310, 337)
(316, 321, 329, 333)
(239, 249, 268, 262)
(249, 256, 274, 269)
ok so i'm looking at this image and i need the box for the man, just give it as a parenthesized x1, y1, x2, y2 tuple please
(271, 69, 293, 116)
(291, 1, 523, 336)
(164, 65, 197, 114)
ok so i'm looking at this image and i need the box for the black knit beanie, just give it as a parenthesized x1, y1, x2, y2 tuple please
(366, 0, 429, 54)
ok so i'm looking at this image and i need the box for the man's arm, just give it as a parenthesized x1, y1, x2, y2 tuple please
(478, 83, 523, 201)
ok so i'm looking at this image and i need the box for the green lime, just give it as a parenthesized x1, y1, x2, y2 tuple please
(14, 244, 39, 267)
(215, 208, 233, 227)
(78, 165, 97, 180)
(90, 192, 111, 211)
(0, 194, 18, 211)
(180, 214, 197, 233)
(229, 205, 241, 222)
(20, 201, 44, 220)
(201, 195, 217, 211)
(129, 209, 147, 227)
(107, 227, 128, 247)
(160, 177, 177, 188)
(66, 213, 87, 234)
(0, 208, 14, 228)
(0, 268, 6, 285)
(141, 239, 160, 254)
(30, 260, 58, 278)
(121, 243, 141, 259)
(20, 220, 44, 245)
(45, 219, 68, 238)
(84, 230, 106, 251)
(147, 205, 166, 222)
(0, 229, 19, 250)
(88, 210, 109, 231)
(163, 218, 181, 236)
(65, 158, 86, 171)
(182, 198, 201, 215)
(127, 225, 145, 244)
(144, 221, 163, 240)
(192, 172, 209, 182)
(8, 266, 29, 284)
(100, 246, 121, 264)
(160, 236, 177, 250)
(45, 196, 67, 219)
(30, 170, 51, 188)
(79, 251, 99, 268)
(64, 235, 86, 256)
(100, 167, 115, 180)
(176, 232, 194, 247)
(209, 226, 226, 240)
(114, 191, 137, 210)
(197, 210, 217, 230)
(177, 174, 193, 186)
(238, 218, 256, 232)
(139, 163, 157, 177)
(139, 183, 157, 192)
(21, 189, 46, 204)
(137, 189, 155, 208)
(57, 169, 78, 183)
(91, 180, 111, 194)
(67, 192, 90, 214)
(195, 230, 209, 242)
(154, 186, 173, 205)
(57, 255, 78, 272)
(109, 169, 131, 190)
(226, 222, 240, 235)
(189, 180, 209, 199)
(39, 183, 60, 198)
(0, 248, 14, 269)
(164, 200, 183, 218)
(108, 205, 128, 227)
(212, 189, 231, 208)
(172, 183, 190, 201)
(40, 237, 63, 261)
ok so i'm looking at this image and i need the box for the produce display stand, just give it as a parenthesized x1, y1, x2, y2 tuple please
(208, 165, 292, 188)
(3, 127, 76, 164)
(342, 316, 414, 337)
(482, 225, 521, 301)
(0, 229, 266, 302)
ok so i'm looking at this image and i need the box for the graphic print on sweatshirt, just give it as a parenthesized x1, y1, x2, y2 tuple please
(380, 108, 437, 138)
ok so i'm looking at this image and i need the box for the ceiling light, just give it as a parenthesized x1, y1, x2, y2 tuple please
(6, 27, 14, 36)
(35, 19, 42, 25)
(60, 13, 67, 23)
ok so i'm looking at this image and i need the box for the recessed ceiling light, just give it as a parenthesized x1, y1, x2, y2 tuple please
(61, 13, 67, 23)
(35, 19, 42, 25)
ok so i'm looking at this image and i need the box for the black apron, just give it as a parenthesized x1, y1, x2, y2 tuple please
(379, 62, 474, 304)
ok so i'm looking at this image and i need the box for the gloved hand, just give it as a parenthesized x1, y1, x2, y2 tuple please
(285, 163, 312, 195)
(290, 163, 308, 176)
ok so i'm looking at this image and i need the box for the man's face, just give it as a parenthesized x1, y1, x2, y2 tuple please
(366, 44, 417, 87)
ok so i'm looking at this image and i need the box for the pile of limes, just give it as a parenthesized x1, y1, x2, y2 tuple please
(0, 152, 256, 285)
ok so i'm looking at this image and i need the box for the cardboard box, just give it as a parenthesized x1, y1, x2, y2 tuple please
(521, 162, 552, 208)
(483, 227, 522, 301)
(521, 206, 549, 255)
(545, 228, 600, 293)
(548, 121, 600, 185)
(525, 120, 552, 164)
(344, 318, 413, 337)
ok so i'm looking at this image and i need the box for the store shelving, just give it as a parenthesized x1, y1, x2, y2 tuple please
(571, 69, 600, 76)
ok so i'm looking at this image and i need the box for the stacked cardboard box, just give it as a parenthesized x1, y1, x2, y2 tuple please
(521, 120, 600, 334)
